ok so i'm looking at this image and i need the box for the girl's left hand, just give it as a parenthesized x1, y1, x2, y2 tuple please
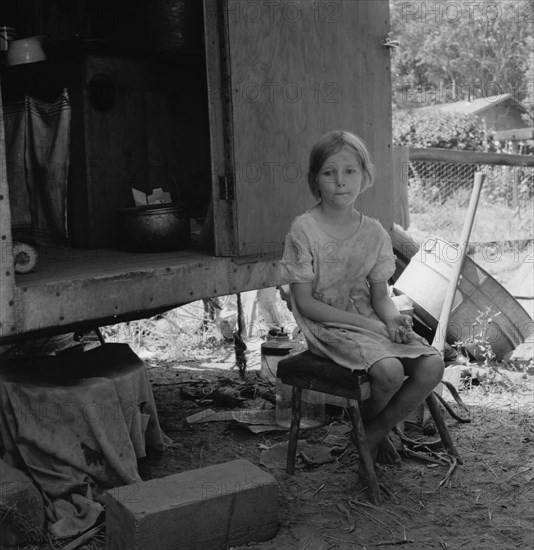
(386, 315, 415, 344)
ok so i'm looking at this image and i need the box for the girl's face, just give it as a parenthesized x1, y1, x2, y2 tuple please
(316, 146, 363, 208)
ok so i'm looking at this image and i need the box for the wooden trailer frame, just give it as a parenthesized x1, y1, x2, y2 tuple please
(0, 0, 394, 344)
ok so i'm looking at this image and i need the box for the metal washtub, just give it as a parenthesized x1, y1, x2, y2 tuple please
(394, 236, 533, 360)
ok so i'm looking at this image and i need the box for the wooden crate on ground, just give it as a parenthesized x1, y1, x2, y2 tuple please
(105, 459, 278, 550)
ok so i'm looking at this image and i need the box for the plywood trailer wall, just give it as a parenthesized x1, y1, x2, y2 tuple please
(207, 0, 394, 257)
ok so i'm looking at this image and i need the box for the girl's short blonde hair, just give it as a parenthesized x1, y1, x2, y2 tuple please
(307, 130, 376, 200)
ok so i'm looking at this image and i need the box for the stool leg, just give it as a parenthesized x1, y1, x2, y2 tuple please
(426, 392, 463, 464)
(346, 400, 383, 505)
(286, 386, 302, 475)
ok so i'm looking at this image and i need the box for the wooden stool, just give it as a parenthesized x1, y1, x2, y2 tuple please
(277, 350, 462, 505)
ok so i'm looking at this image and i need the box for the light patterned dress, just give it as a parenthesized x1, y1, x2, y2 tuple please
(280, 211, 438, 371)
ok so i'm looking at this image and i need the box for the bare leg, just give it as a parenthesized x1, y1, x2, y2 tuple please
(363, 358, 405, 420)
(364, 355, 445, 460)
(361, 358, 405, 464)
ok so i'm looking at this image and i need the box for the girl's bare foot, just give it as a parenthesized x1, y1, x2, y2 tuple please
(376, 436, 401, 465)
(350, 429, 400, 465)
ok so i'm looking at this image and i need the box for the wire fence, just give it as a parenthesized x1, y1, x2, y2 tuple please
(408, 161, 534, 208)
(407, 160, 534, 244)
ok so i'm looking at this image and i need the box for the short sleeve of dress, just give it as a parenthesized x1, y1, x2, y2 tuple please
(367, 223, 396, 283)
(279, 217, 315, 284)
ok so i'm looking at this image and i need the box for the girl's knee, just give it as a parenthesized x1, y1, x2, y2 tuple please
(369, 358, 404, 393)
(418, 355, 444, 386)
(430, 354, 445, 379)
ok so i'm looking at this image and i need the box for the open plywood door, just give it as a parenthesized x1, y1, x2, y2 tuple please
(205, 0, 393, 257)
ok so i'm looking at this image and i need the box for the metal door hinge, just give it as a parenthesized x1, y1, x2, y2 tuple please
(382, 34, 400, 51)
(219, 174, 235, 201)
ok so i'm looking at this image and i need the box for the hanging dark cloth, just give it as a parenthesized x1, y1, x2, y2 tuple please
(3, 88, 71, 245)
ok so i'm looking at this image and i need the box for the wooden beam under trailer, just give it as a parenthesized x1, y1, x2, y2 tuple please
(2, 246, 282, 343)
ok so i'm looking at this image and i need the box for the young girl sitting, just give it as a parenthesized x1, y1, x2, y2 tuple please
(280, 130, 444, 465)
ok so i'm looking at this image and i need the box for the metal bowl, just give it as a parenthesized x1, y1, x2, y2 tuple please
(116, 203, 190, 252)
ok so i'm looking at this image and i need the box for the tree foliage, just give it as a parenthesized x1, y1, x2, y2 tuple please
(392, 109, 495, 151)
(390, 0, 534, 108)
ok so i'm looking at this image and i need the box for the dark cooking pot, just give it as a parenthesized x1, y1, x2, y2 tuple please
(116, 203, 190, 252)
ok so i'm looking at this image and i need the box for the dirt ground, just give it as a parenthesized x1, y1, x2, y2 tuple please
(135, 341, 534, 550)
(8, 243, 534, 550)
(8, 335, 533, 550)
